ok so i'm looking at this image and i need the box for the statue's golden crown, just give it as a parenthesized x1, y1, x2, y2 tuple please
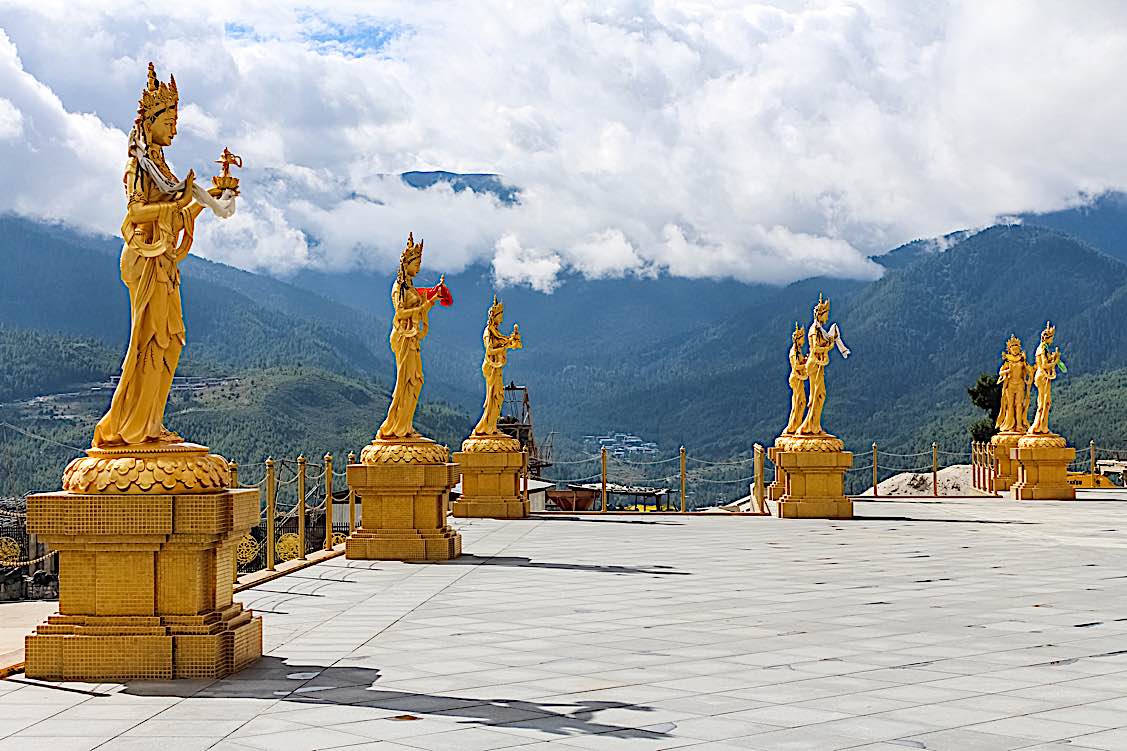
(139, 62, 178, 116)
(814, 292, 829, 317)
(490, 294, 504, 317)
(1006, 334, 1022, 350)
(792, 321, 804, 341)
(1041, 321, 1055, 340)
(401, 232, 424, 264)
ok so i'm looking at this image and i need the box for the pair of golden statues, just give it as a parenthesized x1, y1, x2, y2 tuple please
(375, 237, 521, 451)
(782, 294, 850, 441)
(996, 323, 1063, 437)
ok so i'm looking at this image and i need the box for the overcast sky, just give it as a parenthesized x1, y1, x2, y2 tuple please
(2, 1, 1126, 290)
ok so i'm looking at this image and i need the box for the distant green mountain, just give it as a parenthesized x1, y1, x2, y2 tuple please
(1022, 192, 1127, 263)
(5, 211, 1127, 498)
(0, 364, 471, 496)
(551, 225, 1127, 458)
(0, 216, 389, 378)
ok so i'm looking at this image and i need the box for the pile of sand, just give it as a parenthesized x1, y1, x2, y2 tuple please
(858, 464, 976, 497)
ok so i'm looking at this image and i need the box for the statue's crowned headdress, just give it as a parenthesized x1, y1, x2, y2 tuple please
(138, 62, 178, 119)
(490, 294, 504, 319)
(1041, 321, 1055, 341)
(401, 232, 423, 265)
(1006, 334, 1022, 350)
(792, 321, 804, 343)
(814, 292, 830, 319)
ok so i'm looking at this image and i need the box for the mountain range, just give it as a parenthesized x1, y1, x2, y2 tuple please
(3, 188, 1127, 496)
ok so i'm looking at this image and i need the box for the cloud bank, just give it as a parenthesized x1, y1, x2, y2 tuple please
(2, 1, 1127, 291)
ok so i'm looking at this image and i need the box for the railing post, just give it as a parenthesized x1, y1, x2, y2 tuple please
(324, 453, 334, 550)
(1091, 440, 1097, 484)
(296, 455, 307, 560)
(265, 458, 276, 571)
(988, 449, 996, 495)
(601, 447, 608, 513)
(228, 460, 239, 488)
(932, 442, 939, 497)
(679, 446, 687, 513)
(872, 442, 879, 497)
(753, 443, 765, 514)
(522, 451, 530, 508)
(347, 451, 356, 534)
(972, 443, 979, 490)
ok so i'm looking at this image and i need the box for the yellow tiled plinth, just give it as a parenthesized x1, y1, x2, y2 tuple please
(774, 449, 854, 519)
(1012, 444, 1076, 501)
(346, 461, 462, 561)
(23, 488, 262, 681)
(989, 432, 1023, 491)
(452, 450, 528, 519)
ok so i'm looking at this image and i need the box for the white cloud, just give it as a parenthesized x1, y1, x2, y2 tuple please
(0, 97, 22, 139)
(1, 1, 1127, 290)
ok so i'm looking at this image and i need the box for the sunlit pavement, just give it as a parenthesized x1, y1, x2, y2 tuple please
(2, 497, 1127, 750)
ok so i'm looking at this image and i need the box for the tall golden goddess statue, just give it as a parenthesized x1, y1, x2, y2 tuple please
(92, 63, 239, 448)
(471, 296, 522, 439)
(782, 322, 808, 435)
(995, 335, 1032, 433)
(797, 293, 850, 436)
(358, 233, 452, 465)
(1028, 322, 1062, 435)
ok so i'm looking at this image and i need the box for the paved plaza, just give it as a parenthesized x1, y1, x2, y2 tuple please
(2, 496, 1127, 750)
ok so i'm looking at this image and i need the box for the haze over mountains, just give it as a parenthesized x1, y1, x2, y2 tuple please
(3, 190, 1127, 495)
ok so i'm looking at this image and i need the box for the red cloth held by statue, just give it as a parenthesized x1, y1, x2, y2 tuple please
(419, 282, 453, 307)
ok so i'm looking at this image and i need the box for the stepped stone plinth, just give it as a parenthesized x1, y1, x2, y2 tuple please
(452, 434, 528, 519)
(345, 437, 461, 561)
(989, 432, 1023, 491)
(24, 443, 262, 681)
(1012, 434, 1076, 501)
(774, 434, 854, 519)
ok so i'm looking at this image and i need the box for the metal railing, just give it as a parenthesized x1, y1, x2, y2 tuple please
(233, 452, 356, 579)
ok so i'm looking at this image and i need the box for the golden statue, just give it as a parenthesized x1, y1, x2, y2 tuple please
(797, 293, 850, 436)
(376, 233, 451, 440)
(1028, 322, 1062, 435)
(471, 296, 522, 438)
(782, 322, 807, 435)
(92, 63, 239, 449)
(995, 335, 1032, 433)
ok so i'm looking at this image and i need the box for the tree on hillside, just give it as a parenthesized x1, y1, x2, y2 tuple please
(967, 372, 1001, 442)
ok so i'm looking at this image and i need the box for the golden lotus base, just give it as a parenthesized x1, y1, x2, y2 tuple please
(360, 436, 450, 465)
(345, 459, 462, 561)
(774, 443, 854, 519)
(62, 441, 230, 495)
(24, 487, 262, 681)
(1012, 440, 1076, 501)
(989, 432, 1023, 491)
(452, 449, 528, 519)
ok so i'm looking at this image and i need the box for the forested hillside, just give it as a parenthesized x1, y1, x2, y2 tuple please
(5, 208, 1127, 496)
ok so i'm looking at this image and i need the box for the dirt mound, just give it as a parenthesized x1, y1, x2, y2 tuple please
(858, 464, 976, 497)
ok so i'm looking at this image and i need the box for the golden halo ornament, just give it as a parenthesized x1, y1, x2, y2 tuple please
(236, 534, 260, 565)
(276, 533, 301, 561)
(0, 537, 21, 563)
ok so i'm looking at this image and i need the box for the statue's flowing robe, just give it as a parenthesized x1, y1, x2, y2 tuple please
(93, 173, 194, 447)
